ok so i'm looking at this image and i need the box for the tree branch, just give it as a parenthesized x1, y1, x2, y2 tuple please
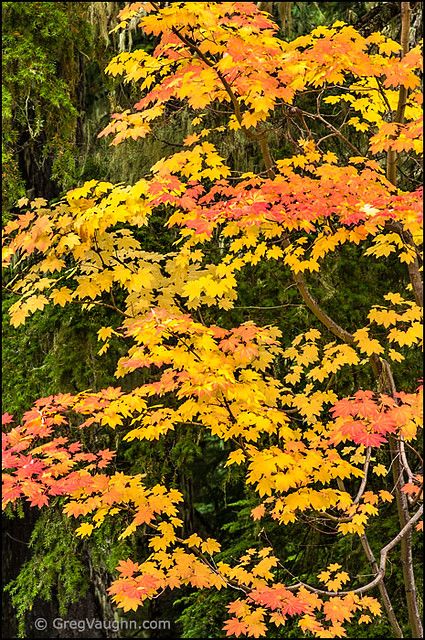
(390, 434, 424, 638)
(286, 504, 423, 597)
(360, 534, 404, 637)
(386, 1, 411, 186)
(385, 3, 423, 310)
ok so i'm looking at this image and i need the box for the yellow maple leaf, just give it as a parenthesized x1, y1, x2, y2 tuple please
(267, 246, 284, 260)
(384, 292, 405, 305)
(74, 278, 100, 300)
(51, 287, 73, 307)
(361, 596, 382, 616)
(318, 570, 331, 584)
(358, 614, 372, 624)
(353, 328, 384, 356)
(201, 538, 221, 555)
(225, 450, 246, 467)
(388, 348, 405, 362)
(323, 151, 338, 164)
(185, 533, 202, 548)
(379, 40, 402, 55)
(373, 463, 387, 477)
(76, 522, 94, 538)
(98, 326, 114, 341)
(379, 490, 394, 502)
(10, 304, 29, 328)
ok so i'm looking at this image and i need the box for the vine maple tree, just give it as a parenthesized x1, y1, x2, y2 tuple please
(2, 2, 423, 638)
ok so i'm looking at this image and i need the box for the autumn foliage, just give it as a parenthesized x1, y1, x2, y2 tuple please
(2, 2, 423, 638)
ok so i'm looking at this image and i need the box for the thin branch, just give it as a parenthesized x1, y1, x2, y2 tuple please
(360, 534, 404, 637)
(313, 113, 362, 156)
(286, 504, 423, 597)
(390, 434, 423, 638)
(379, 503, 423, 568)
(354, 447, 372, 504)
(399, 437, 415, 484)
(233, 303, 301, 310)
(386, 1, 411, 185)
(404, 440, 423, 467)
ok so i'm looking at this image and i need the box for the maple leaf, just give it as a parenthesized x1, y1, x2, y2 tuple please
(75, 522, 94, 538)
(223, 617, 247, 637)
(373, 463, 387, 477)
(51, 287, 73, 307)
(29, 493, 49, 508)
(117, 558, 140, 578)
(401, 482, 420, 496)
(225, 449, 246, 467)
(251, 504, 266, 521)
(379, 490, 394, 503)
(360, 596, 382, 617)
(318, 570, 331, 584)
(353, 328, 384, 356)
(185, 533, 202, 548)
(201, 538, 221, 555)
(358, 614, 372, 624)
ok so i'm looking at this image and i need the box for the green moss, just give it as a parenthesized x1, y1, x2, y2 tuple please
(4, 511, 89, 637)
